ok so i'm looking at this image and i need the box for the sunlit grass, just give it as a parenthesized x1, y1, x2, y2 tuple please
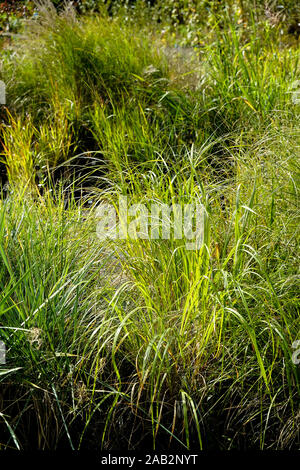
(0, 0, 299, 451)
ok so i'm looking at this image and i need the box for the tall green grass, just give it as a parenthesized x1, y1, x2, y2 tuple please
(1, 3, 199, 181)
(0, 125, 299, 449)
(204, 23, 299, 130)
(0, 0, 299, 451)
(1, 2, 299, 185)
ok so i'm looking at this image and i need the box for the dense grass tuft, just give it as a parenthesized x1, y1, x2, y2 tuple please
(0, 0, 299, 450)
